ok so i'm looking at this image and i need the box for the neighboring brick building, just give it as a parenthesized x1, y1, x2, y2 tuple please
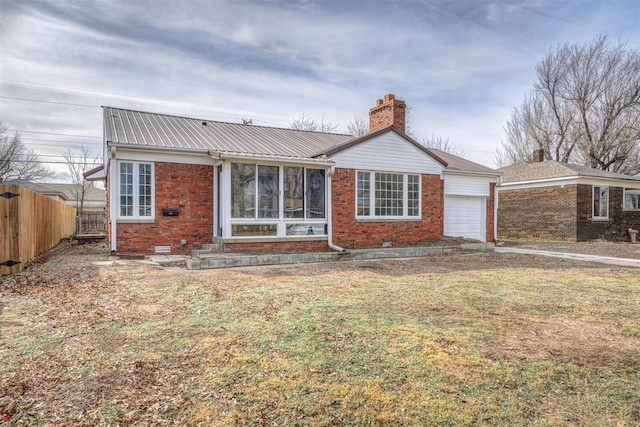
(497, 152, 640, 242)
(88, 94, 500, 255)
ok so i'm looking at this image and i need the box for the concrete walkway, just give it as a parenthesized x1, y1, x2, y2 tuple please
(495, 246, 640, 268)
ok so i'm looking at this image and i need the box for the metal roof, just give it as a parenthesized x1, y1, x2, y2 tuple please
(103, 107, 499, 175)
(499, 160, 640, 183)
(104, 107, 353, 158)
(428, 148, 500, 175)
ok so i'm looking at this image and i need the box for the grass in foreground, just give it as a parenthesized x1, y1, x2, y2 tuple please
(1, 243, 639, 425)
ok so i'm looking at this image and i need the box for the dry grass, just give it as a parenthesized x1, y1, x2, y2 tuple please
(1, 242, 639, 426)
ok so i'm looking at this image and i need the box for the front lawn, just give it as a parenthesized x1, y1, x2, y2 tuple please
(1, 243, 638, 425)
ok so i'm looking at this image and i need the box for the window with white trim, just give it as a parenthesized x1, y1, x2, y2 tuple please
(592, 185, 609, 219)
(356, 171, 421, 219)
(624, 188, 640, 210)
(118, 161, 154, 218)
(230, 162, 328, 237)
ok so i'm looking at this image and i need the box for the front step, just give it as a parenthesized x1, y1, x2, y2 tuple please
(191, 241, 223, 257)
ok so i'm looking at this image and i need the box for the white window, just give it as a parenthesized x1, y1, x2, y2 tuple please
(592, 185, 609, 219)
(356, 171, 421, 219)
(230, 162, 327, 237)
(118, 161, 154, 219)
(624, 188, 640, 210)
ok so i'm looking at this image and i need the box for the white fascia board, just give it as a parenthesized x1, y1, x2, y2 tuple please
(443, 169, 502, 182)
(85, 167, 107, 181)
(111, 145, 215, 165)
(498, 175, 640, 191)
(219, 152, 334, 168)
(498, 176, 579, 190)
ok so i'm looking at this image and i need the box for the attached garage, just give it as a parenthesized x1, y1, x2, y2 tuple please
(442, 173, 492, 242)
(444, 195, 486, 241)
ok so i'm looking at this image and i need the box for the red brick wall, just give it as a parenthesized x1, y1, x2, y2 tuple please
(486, 182, 496, 243)
(115, 162, 214, 255)
(224, 240, 328, 253)
(497, 185, 578, 241)
(331, 168, 443, 249)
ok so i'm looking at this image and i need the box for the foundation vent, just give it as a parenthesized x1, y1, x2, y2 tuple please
(154, 245, 171, 254)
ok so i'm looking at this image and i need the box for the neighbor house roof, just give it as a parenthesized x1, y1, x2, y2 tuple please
(3, 180, 68, 199)
(104, 107, 353, 159)
(41, 184, 105, 203)
(3, 181, 106, 203)
(499, 160, 640, 183)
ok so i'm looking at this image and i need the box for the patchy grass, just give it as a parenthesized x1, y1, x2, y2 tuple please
(1, 243, 639, 425)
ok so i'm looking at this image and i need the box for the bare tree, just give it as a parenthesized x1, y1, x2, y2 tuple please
(345, 117, 369, 137)
(497, 36, 640, 174)
(64, 147, 101, 217)
(0, 123, 52, 181)
(420, 134, 465, 157)
(290, 112, 338, 133)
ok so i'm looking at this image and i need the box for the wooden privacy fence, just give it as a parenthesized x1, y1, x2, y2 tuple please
(1, 184, 77, 274)
(76, 211, 106, 235)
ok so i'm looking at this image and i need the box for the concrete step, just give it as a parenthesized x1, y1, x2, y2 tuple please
(191, 242, 223, 257)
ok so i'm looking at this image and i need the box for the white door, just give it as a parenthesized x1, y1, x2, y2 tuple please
(444, 195, 486, 242)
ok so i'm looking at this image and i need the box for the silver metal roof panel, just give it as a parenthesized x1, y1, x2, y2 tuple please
(103, 107, 353, 158)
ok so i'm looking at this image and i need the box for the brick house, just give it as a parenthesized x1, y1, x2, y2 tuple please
(497, 151, 640, 242)
(88, 94, 500, 255)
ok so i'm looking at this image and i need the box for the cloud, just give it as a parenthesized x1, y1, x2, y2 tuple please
(1, 0, 638, 178)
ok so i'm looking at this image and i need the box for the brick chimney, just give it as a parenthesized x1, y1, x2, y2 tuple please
(369, 93, 406, 133)
(532, 149, 545, 162)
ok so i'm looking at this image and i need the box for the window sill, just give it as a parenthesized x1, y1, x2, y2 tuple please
(223, 236, 328, 244)
(117, 218, 155, 224)
(591, 218, 609, 222)
(356, 217, 421, 223)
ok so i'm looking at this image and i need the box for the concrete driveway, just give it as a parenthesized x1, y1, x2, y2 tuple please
(495, 246, 640, 268)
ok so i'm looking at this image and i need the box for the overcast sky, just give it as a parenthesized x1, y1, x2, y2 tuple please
(1, 0, 639, 180)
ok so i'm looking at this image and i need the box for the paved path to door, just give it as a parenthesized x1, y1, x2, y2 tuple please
(495, 247, 640, 268)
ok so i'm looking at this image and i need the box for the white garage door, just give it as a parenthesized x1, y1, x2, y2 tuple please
(444, 195, 486, 242)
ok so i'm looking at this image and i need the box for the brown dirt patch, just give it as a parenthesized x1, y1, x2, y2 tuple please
(486, 315, 640, 369)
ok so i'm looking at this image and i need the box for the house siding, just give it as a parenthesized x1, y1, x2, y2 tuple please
(115, 162, 214, 255)
(330, 132, 443, 175)
(444, 174, 490, 196)
(331, 168, 443, 249)
(497, 185, 578, 241)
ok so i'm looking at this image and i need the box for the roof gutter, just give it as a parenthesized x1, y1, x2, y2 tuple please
(107, 142, 210, 155)
(443, 168, 502, 178)
(213, 151, 335, 167)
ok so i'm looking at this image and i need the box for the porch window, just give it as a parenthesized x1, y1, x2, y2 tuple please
(592, 185, 609, 219)
(356, 171, 421, 219)
(118, 161, 153, 219)
(230, 162, 327, 237)
(283, 167, 326, 220)
(624, 189, 640, 210)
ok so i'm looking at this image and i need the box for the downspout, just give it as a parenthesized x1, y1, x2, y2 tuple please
(327, 165, 347, 253)
(108, 146, 118, 253)
(494, 176, 501, 243)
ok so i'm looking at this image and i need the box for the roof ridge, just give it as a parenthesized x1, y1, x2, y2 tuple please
(102, 106, 352, 137)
